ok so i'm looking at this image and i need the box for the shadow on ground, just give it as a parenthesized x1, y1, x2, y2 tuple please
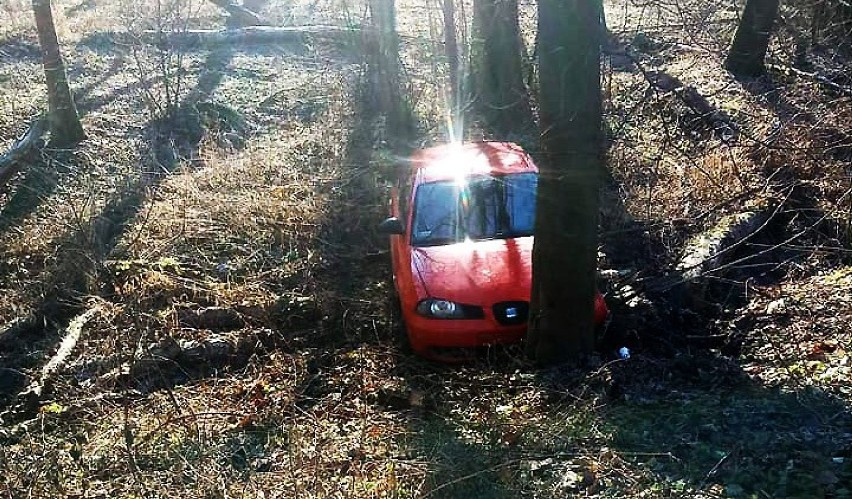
(594, 351, 851, 496)
(0, 44, 238, 410)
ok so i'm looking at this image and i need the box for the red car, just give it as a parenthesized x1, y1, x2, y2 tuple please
(379, 141, 608, 360)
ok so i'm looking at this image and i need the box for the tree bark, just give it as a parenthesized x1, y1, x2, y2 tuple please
(527, 0, 603, 363)
(367, 0, 413, 145)
(443, 0, 460, 116)
(471, 0, 533, 136)
(725, 0, 780, 77)
(32, 0, 85, 147)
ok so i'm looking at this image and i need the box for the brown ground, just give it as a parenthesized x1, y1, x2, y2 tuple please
(0, 0, 849, 497)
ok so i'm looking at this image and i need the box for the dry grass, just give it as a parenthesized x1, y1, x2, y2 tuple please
(0, 0, 850, 497)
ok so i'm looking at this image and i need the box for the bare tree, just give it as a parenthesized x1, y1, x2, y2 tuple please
(32, 0, 85, 147)
(527, 0, 604, 363)
(470, 0, 533, 135)
(725, 0, 780, 76)
(367, 0, 413, 144)
(443, 0, 460, 112)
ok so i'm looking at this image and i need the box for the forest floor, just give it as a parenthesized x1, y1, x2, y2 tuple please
(0, 0, 850, 497)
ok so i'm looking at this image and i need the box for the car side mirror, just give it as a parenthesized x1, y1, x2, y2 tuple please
(378, 217, 405, 235)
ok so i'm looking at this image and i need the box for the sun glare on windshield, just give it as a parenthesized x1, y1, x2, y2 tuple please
(411, 173, 538, 247)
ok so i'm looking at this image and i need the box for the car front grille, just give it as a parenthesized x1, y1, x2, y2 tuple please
(492, 301, 529, 326)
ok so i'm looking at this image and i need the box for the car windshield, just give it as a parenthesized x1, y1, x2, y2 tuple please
(411, 173, 537, 247)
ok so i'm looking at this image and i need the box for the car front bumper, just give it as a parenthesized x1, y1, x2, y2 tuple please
(405, 314, 527, 354)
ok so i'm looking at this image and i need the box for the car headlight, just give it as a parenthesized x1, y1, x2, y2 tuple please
(416, 299, 484, 319)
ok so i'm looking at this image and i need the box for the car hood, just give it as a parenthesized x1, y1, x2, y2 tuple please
(411, 237, 533, 304)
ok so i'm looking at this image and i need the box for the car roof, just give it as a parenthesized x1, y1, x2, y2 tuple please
(409, 141, 538, 184)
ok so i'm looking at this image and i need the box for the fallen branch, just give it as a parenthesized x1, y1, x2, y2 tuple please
(640, 206, 777, 310)
(603, 45, 738, 142)
(645, 70, 739, 142)
(702, 185, 852, 278)
(0, 117, 47, 190)
(41, 308, 100, 383)
(141, 25, 360, 49)
(69, 297, 318, 386)
(207, 0, 269, 27)
(773, 63, 852, 98)
(1, 307, 99, 424)
(98, 328, 296, 391)
(675, 209, 773, 282)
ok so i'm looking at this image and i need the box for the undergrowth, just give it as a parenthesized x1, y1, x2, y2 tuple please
(0, 0, 850, 497)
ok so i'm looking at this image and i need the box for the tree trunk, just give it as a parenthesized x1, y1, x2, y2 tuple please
(443, 0, 460, 123)
(367, 0, 413, 145)
(471, 0, 533, 136)
(32, 0, 85, 147)
(810, 0, 825, 46)
(527, 0, 603, 364)
(725, 0, 780, 77)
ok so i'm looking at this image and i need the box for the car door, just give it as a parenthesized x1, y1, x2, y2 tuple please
(389, 172, 413, 294)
